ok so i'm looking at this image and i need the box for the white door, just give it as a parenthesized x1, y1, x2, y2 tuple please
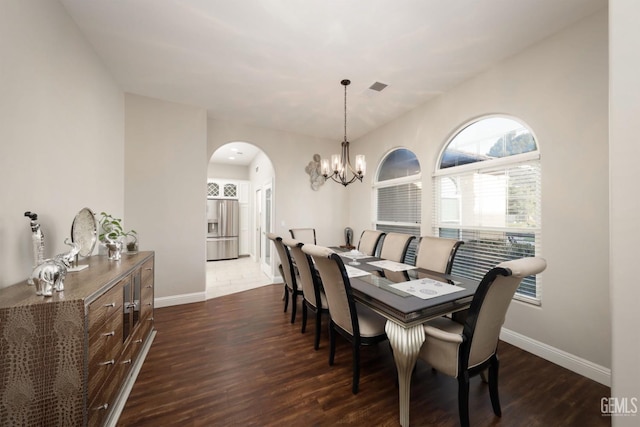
(260, 183, 273, 276)
(255, 188, 262, 262)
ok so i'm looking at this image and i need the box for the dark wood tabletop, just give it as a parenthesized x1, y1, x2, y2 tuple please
(336, 251, 479, 327)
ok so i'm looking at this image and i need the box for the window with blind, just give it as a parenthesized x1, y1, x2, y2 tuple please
(374, 149, 421, 264)
(433, 116, 542, 303)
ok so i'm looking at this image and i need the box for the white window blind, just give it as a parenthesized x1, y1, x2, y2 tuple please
(374, 149, 422, 264)
(434, 115, 542, 304)
(434, 159, 541, 302)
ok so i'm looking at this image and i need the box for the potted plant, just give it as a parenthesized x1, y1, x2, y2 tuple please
(98, 212, 138, 259)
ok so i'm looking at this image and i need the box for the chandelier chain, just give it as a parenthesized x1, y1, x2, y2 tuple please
(344, 80, 348, 143)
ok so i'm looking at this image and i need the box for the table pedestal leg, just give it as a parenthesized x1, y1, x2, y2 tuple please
(385, 320, 425, 427)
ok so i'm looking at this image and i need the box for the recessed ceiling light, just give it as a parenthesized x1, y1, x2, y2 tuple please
(228, 156, 235, 160)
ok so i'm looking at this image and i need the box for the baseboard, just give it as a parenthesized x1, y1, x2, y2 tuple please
(154, 292, 207, 308)
(500, 327, 611, 387)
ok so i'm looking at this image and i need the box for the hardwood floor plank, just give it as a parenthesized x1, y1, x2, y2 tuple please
(118, 284, 610, 426)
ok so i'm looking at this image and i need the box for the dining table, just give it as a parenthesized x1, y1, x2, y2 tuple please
(334, 249, 479, 427)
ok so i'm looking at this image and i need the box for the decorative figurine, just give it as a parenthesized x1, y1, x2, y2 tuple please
(24, 211, 45, 285)
(343, 227, 355, 250)
(29, 239, 80, 297)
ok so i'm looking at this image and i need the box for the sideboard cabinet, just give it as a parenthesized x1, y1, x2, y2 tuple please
(0, 251, 155, 426)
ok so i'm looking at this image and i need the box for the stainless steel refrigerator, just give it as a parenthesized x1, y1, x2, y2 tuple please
(206, 199, 239, 260)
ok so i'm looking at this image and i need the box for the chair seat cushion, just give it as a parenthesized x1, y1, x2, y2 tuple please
(355, 302, 387, 338)
(419, 316, 464, 378)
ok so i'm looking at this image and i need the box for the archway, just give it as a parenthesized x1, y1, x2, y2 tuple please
(206, 141, 276, 298)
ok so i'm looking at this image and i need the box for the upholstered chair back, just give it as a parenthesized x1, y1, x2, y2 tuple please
(415, 236, 463, 274)
(269, 234, 296, 292)
(357, 230, 386, 256)
(379, 232, 416, 263)
(466, 257, 547, 370)
(284, 238, 319, 309)
(289, 228, 317, 244)
(302, 244, 355, 336)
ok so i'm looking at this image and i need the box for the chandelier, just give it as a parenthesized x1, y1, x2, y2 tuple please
(321, 79, 366, 186)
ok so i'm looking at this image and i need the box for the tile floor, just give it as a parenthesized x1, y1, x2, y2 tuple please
(205, 256, 274, 299)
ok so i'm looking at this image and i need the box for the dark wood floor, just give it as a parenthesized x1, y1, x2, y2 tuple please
(118, 284, 610, 426)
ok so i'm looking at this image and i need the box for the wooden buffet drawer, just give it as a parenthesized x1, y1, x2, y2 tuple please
(88, 279, 125, 329)
(89, 337, 140, 426)
(140, 287, 154, 320)
(141, 258, 154, 288)
(88, 310, 124, 400)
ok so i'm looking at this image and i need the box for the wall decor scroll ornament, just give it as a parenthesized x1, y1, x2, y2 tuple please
(305, 153, 326, 191)
(24, 211, 45, 284)
(29, 239, 80, 296)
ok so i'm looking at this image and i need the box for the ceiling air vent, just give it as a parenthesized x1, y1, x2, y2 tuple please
(369, 81, 388, 92)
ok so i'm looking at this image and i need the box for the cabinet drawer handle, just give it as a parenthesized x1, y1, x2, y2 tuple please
(93, 403, 109, 411)
(145, 268, 152, 271)
(102, 331, 115, 337)
(147, 317, 154, 322)
(100, 359, 115, 366)
(147, 302, 152, 306)
(146, 285, 153, 288)
(122, 358, 132, 365)
(104, 302, 116, 308)
(135, 339, 143, 343)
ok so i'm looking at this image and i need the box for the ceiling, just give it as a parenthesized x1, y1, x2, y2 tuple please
(60, 0, 606, 165)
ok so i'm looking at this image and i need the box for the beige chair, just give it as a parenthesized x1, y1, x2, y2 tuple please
(268, 233, 302, 324)
(289, 228, 316, 244)
(356, 230, 386, 256)
(379, 232, 416, 263)
(415, 236, 464, 274)
(284, 238, 329, 350)
(302, 244, 388, 394)
(417, 257, 547, 427)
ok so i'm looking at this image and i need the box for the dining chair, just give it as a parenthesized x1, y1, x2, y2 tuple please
(302, 244, 388, 394)
(283, 238, 329, 350)
(417, 257, 547, 427)
(267, 233, 302, 324)
(379, 232, 416, 263)
(356, 230, 386, 257)
(289, 228, 317, 244)
(415, 236, 464, 274)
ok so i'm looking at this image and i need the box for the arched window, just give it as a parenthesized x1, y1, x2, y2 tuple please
(434, 116, 542, 303)
(373, 148, 421, 263)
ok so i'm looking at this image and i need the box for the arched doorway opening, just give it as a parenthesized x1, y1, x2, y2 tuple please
(206, 141, 276, 298)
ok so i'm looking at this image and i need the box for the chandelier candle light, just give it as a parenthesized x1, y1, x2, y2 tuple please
(321, 79, 366, 186)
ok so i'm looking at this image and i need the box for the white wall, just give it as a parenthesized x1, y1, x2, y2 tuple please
(207, 162, 249, 180)
(0, 0, 124, 288)
(610, 0, 640, 422)
(125, 94, 207, 302)
(349, 9, 610, 377)
(207, 118, 349, 248)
